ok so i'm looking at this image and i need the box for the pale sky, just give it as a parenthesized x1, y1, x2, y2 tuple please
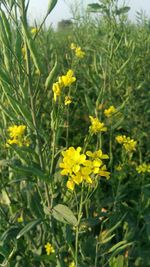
(28, 0, 150, 27)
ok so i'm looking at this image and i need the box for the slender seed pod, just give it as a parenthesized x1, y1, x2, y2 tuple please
(45, 59, 58, 90)
(47, 0, 58, 15)
(22, 22, 42, 73)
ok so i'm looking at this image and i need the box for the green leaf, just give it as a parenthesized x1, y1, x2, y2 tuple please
(33, 254, 56, 262)
(52, 204, 78, 226)
(109, 255, 124, 267)
(11, 164, 46, 180)
(84, 94, 94, 114)
(1, 226, 20, 242)
(88, 3, 104, 11)
(0, 246, 9, 258)
(16, 219, 42, 239)
(0, 69, 11, 85)
(116, 6, 130, 15)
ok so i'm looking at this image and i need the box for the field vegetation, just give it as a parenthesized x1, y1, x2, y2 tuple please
(0, 0, 150, 266)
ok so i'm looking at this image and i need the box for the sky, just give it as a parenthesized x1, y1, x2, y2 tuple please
(28, 0, 150, 27)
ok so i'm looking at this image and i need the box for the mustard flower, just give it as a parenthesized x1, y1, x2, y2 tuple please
(70, 43, 85, 58)
(89, 116, 107, 135)
(123, 138, 137, 153)
(17, 216, 23, 223)
(104, 105, 116, 117)
(115, 164, 123, 171)
(60, 147, 86, 177)
(60, 147, 110, 190)
(99, 165, 110, 179)
(86, 150, 109, 160)
(52, 81, 62, 102)
(75, 47, 85, 58)
(65, 96, 72, 105)
(61, 69, 76, 87)
(6, 125, 30, 147)
(136, 163, 150, 173)
(116, 135, 137, 153)
(70, 43, 76, 50)
(69, 261, 75, 267)
(52, 70, 76, 101)
(116, 135, 126, 144)
(44, 242, 55, 255)
(30, 27, 38, 34)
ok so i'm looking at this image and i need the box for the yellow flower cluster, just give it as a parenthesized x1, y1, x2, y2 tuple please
(116, 135, 137, 153)
(70, 43, 85, 58)
(30, 27, 38, 34)
(115, 164, 122, 171)
(17, 216, 23, 223)
(52, 69, 76, 102)
(65, 96, 72, 106)
(136, 163, 150, 173)
(69, 261, 75, 267)
(6, 125, 30, 147)
(60, 147, 110, 191)
(89, 116, 107, 135)
(44, 242, 55, 255)
(104, 105, 116, 117)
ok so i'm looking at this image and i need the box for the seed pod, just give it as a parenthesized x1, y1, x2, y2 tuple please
(47, 0, 58, 15)
(45, 59, 58, 90)
(22, 22, 42, 73)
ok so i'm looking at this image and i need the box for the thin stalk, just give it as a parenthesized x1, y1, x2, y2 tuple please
(75, 185, 84, 267)
(20, 1, 51, 208)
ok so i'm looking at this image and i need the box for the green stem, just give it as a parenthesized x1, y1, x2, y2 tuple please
(20, 1, 51, 208)
(75, 185, 84, 266)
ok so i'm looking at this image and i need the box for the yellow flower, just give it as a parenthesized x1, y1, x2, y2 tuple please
(60, 147, 86, 177)
(6, 125, 30, 147)
(116, 135, 136, 153)
(136, 163, 150, 173)
(116, 135, 126, 144)
(70, 43, 85, 58)
(86, 150, 109, 160)
(69, 261, 75, 267)
(67, 179, 75, 191)
(115, 164, 122, 171)
(61, 69, 76, 87)
(89, 116, 107, 134)
(52, 70, 76, 101)
(17, 216, 23, 223)
(123, 138, 137, 153)
(52, 82, 62, 102)
(44, 242, 55, 255)
(8, 125, 26, 139)
(104, 105, 116, 117)
(65, 96, 72, 105)
(99, 165, 110, 179)
(75, 47, 85, 58)
(70, 43, 76, 50)
(31, 27, 38, 34)
(60, 147, 110, 190)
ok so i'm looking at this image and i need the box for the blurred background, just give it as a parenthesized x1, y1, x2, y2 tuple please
(28, 0, 150, 28)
